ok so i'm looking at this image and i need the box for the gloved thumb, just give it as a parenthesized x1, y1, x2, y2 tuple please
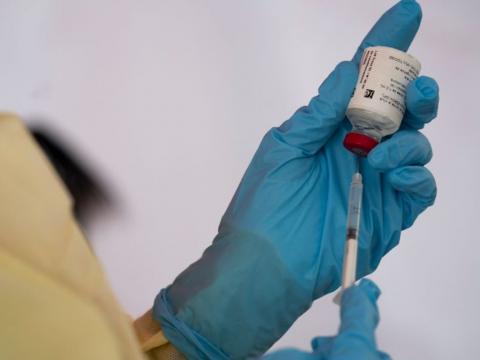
(339, 279, 381, 339)
(270, 61, 357, 156)
(329, 279, 383, 359)
(310, 335, 335, 358)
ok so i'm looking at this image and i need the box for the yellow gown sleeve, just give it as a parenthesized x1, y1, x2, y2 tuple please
(0, 113, 181, 359)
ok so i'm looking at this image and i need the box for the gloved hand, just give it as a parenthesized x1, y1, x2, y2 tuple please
(263, 280, 390, 360)
(154, 1, 439, 359)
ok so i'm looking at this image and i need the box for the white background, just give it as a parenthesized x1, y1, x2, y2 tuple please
(0, 0, 478, 358)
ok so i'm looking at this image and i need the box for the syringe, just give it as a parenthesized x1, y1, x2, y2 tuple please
(334, 169, 363, 304)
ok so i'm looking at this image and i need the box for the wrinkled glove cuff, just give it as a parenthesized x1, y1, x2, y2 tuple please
(153, 289, 229, 360)
(153, 230, 313, 359)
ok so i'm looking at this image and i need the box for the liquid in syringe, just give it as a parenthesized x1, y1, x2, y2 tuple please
(334, 168, 363, 304)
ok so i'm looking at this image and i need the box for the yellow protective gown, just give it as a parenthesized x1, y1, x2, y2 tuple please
(0, 113, 182, 359)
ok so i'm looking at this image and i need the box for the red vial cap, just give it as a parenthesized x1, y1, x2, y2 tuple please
(343, 132, 379, 157)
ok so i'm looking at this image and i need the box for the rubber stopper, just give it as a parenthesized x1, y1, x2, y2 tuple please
(343, 132, 379, 157)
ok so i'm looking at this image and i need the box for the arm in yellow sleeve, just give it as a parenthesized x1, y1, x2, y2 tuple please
(0, 113, 180, 360)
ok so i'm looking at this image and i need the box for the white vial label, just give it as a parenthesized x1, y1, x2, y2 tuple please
(346, 46, 421, 138)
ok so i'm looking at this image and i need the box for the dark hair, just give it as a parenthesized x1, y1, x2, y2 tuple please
(30, 127, 113, 229)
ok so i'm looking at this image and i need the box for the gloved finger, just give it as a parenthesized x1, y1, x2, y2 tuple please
(351, 278, 382, 304)
(311, 336, 335, 357)
(386, 166, 437, 229)
(387, 165, 436, 203)
(353, 0, 422, 65)
(404, 76, 439, 129)
(327, 279, 381, 359)
(368, 130, 432, 171)
(270, 61, 357, 156)
(339, 279, 381, 342)
(261, 348, 319, 360)
(379, 351, 393, 360)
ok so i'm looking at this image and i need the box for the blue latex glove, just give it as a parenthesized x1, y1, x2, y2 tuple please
(263, 280, 391, 360)
(154, 1, 439, 358)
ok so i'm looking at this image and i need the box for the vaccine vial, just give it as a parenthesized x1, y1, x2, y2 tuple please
(343, 46, 421, 156)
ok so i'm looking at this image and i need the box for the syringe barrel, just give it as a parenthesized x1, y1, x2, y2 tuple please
(341, 238, 359, 289)
(346, 173, 363, 237)
(341, 172, 363, 290)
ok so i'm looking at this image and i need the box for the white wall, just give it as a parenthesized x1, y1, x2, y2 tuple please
(0, 0, 478, 358)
